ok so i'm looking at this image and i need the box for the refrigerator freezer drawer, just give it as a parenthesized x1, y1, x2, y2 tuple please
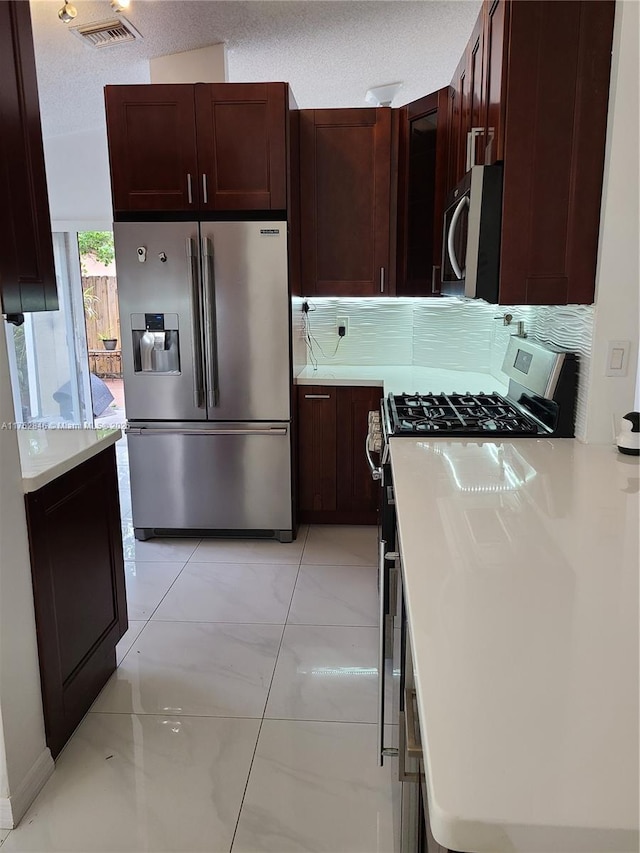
(127, 423, 292, 534)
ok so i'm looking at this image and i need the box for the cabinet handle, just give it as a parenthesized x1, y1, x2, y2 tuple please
(404, 688, 423, 759)
(380, 267, 385, 293)
(187, 173, 193, 205)
(466, 130, 473, 172)
(202, 174, 208, 205)
(304, 394, 331, 399)
(466, 127, 484, 171)
(431, 265, 440, 294)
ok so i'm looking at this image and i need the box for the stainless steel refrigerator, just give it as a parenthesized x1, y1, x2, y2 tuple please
(114, 221, 293, 542)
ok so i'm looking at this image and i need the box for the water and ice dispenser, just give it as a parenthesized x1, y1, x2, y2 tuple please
(131, 313, 180, 374)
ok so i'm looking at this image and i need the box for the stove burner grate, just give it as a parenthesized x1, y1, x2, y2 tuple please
(388, 391, 540, 436)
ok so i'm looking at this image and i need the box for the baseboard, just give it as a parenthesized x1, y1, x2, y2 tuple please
(0, 747, 55, 829)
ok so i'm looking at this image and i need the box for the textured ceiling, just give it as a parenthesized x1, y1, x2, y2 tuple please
(30, 0, 481, 139)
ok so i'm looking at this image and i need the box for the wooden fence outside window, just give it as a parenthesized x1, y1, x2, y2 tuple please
(82, 275, 122, 378)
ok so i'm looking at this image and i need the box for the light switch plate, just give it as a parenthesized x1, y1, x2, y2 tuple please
(605, 340, 630, 377)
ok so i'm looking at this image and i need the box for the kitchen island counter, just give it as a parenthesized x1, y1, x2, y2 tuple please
(19, 425, 127, 758)
(389, 437, 639, 853)
(17, 427, 121, 492)
(295, 364, 508, 396)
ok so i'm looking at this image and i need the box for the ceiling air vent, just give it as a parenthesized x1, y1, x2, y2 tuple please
(70, 17, 142, 49)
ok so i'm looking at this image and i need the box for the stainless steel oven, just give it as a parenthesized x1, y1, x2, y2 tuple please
(367, 414, 435, 852)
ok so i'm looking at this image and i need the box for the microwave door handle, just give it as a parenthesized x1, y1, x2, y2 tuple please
(186, 237, 205, 409)
(201, 235, 218, 409)
(447, 195, 469, 280)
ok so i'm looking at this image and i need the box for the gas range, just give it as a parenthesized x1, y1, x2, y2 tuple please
(387, 391, 539, 436)
(367, 338, 578, 472)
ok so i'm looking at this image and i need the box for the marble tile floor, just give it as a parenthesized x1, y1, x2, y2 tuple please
(1, 444, 397, 853)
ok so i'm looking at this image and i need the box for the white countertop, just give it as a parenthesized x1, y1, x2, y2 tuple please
(18, 428, 122, 493)
(389, 438, 639, 853)
(295, 364, 508, 396)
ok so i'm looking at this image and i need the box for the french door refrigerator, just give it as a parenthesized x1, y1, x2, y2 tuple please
(114, 220, 293, 542)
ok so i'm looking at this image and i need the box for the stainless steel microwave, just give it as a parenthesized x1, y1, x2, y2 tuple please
(440, 164, 503, 301)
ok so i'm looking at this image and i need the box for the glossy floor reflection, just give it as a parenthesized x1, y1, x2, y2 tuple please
(2, 440, 396, 853)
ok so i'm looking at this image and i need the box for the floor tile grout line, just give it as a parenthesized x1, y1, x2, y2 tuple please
(114, 557, 191, 668)
(87, 710, 268, 720)
(145, 619, 377, 627)
(116, 526, 310, 670)
(228, 539, 305, 852)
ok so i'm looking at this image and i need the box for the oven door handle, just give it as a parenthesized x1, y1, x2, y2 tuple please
(378, 540, 399, 766)
(377, 537, 388, 766)
(365, 433, 383, 481)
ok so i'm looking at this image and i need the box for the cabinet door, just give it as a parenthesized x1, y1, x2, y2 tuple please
(195, 83, 287, 211)
(105, 84, 199, 213)
(336, 386, 381, 522)
(468, 10, 486, 167)
(448, 54, 467, 191)
(0, 0, 57, 315)
(483, 0, 509, 165)
(26, 448, 127, 758)
(498, 0, 615, 304)
(300, 108, 392, 296)
(396, 88, 450, 296)
(297, 386, 337, 518)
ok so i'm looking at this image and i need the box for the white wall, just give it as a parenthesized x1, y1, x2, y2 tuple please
(585, 0, 640, 443)
(43, 44, 227, 230)
(0, 321, 53, 827)
(149, 44, 226, 84)
(43, 127, 113, 230)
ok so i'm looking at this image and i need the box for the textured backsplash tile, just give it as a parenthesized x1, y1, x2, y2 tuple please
(412, 300, 495, 371)
(293, 296, 593, 438)
(300, 297, 413, 367)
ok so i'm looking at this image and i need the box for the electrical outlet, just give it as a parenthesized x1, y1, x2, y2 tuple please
(337, 317, 349, 337)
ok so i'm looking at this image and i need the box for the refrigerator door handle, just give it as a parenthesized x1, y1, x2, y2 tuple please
(126, 427, 288, 437)
(201, 235, 219, 410)
(186, 237, 205, 408)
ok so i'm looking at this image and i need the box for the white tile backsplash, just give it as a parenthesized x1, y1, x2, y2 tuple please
(293, 297, 594, 438)
(301, 297, 413, 367)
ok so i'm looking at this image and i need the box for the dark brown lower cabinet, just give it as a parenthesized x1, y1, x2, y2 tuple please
(25, 446, 127, 758)
(297, 385, 381, 525)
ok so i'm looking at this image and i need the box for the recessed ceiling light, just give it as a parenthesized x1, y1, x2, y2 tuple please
(110, 0, 131, 11)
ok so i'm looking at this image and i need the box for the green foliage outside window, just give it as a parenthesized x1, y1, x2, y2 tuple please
(77, 231, 115, 272)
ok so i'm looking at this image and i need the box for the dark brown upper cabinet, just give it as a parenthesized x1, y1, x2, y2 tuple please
(443, 0, 615, 305)
(446, 12, 485, 196)
(105, 83, 289, 216)
(496, 0, 615, 305)
(0, 0, 58, 317)
(299, 108, 393, 297)
(104, 85, 199, 213)
(396, 88, 450, 296)
(194, 83, 287, 211)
